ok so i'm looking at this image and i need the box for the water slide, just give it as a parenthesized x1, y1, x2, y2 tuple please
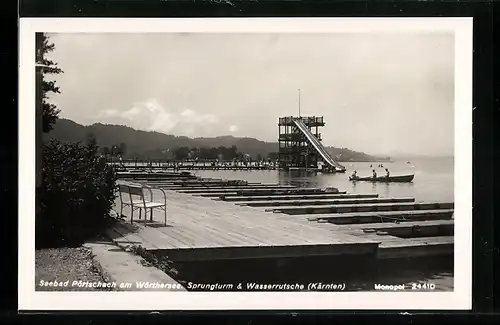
(292, 118, 346, 172)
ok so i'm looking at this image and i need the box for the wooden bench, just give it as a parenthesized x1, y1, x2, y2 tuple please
(117, 183, 167, 225)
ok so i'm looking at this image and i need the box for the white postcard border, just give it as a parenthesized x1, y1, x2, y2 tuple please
(19, 17, 473, 310)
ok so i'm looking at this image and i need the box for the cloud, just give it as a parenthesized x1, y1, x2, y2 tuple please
(49, 32, 454, 155)
(96, 98, 218, 136)
(228, 125, 239, 133)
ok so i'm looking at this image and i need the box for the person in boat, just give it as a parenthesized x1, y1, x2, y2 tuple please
(372, 169, 377, 178)
(385, 168, 390, 178)
(351, 170, 358, 179)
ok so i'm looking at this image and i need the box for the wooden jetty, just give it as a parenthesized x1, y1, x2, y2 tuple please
(236, 197, 416, 207)
(110, 190, 379, 261)
(219, 193, 380, 202)
(153, 185, 296, 191)
(235, 188, 343, 196)
(309, 209, 455, 224)
(109, 172, 454, 264)
(266, 202, 454, 215)
(117, 172, 198, 180)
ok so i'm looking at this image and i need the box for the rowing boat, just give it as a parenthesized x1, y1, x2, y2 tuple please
(349, 174, 415, 183)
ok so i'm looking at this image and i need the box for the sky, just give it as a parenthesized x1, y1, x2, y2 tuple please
(46, 32, 455, 156)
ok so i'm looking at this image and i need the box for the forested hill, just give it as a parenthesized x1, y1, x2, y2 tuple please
(45, 118, 390, 162)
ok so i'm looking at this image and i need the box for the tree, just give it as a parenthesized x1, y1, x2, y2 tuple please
(236, 151, 245, 160)
(188, 148, 201, 160)
(36, 33, 63, 133)
(174, 147, 190, 160)
(85, 132, 97, 147)
(110, 145, 118, 157)
(119, 142, 127, 157)
(208, 147, 218, 160)
(38, 139, 117, 247)
(229, 145, 238, 160)
(268, 152, 279, 160)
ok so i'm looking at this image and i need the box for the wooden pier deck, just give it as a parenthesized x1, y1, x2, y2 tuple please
(219, 193, 380, 202)
(309, 209, 455, 224)
(110, 190, 379, 262)
(168, 186, 296, 192)
(110, 173, 454, 263)
(236, 197, 416, 207)
(267, 202, 454, 215)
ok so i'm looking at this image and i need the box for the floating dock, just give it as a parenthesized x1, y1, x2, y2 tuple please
(109, 172, 454, 263)
(236, 197, 416, 207)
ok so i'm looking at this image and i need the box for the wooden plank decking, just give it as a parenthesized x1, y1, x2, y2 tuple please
(268, 202, 455, 215)
(308, 209, 455, 223)
(219, 193, 379, 202)
(377, 236, 454, 259)
(236, 197, 415, 207)
(112, 189, 379, 262)
(112, 176, 454, 262)
(167, 185, 296, 191)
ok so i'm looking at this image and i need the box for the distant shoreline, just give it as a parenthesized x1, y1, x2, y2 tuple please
(341, 156, 453, 163)
(379, 155, 454, 160)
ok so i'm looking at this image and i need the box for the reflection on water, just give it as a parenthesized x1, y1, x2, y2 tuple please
(171, 255, 454, 292)
(193, 157, 454, 203)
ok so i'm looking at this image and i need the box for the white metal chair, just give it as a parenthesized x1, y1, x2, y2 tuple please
(117, 184, 132, 218)
(117, 183, 167, 225)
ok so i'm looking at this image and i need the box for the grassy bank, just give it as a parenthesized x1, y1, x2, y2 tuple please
(35, 246, 112, 291)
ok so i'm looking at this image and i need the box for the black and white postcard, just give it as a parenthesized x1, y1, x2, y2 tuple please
(19, 18, 472, 310)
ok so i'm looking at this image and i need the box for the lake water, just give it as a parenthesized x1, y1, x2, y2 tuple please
(192, 157, 454, 203)
(188, 157, 454, 291)
(122, 157, 454, 291)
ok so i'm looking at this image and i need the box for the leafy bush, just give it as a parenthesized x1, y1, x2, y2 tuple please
(37, 139, 117, 248)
